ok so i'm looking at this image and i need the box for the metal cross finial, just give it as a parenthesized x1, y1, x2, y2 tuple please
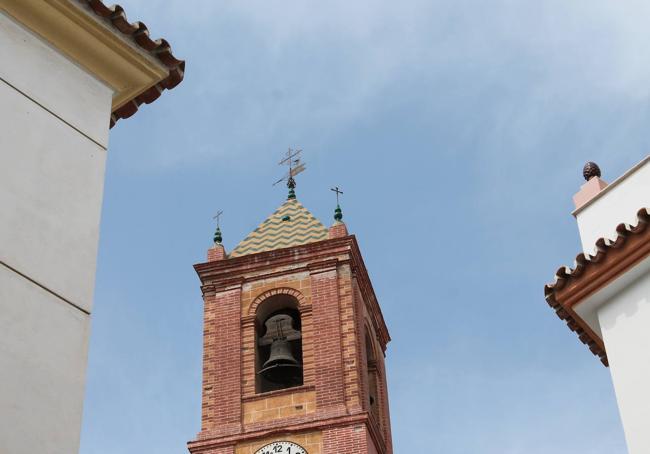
(330, 186, 343, 204)
(212, 210, 224, 228)
(330, 187, 344, 222)
(212, 210, 224, 244)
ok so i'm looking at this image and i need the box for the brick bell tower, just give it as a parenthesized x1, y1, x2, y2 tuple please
(187, 179, 393, 454)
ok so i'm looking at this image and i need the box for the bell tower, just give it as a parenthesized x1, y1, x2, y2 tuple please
(188, 184, 392, 454)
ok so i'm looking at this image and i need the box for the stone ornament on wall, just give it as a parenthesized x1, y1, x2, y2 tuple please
(254, 441, 307, 454)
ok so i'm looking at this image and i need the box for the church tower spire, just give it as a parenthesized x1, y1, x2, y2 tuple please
(189, 169, 392, 454)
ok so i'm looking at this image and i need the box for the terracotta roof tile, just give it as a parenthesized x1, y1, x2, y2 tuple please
(80, 0, 185, 127)
(544, 207, 650, 366)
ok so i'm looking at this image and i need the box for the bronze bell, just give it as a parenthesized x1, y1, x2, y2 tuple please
(258, 314, 302, 384)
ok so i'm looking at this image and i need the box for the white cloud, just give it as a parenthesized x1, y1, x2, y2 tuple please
(113, 0, 650, 170)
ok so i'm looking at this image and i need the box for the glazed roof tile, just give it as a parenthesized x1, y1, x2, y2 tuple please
(229, 199, 329, 258)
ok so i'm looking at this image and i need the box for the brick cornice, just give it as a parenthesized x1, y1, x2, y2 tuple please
(188, 413, 381, 453)
(307, 258, 339, 274)
(193, 235, 390, 349)
(200, 284, 216, 297)
(194, 237, 354, 281)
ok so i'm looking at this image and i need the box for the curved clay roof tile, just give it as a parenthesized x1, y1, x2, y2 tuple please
(544, 207, 650, 367)
(80, 0, 185, 127)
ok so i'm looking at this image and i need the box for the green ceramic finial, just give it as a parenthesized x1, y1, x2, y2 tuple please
(334, 204, 343, 222)
(287, 176, 296, 200)
(213, 226, 222, 244)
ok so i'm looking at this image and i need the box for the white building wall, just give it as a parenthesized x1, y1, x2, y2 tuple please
(574, 156, 650, 255)
(0, 12, 111, 146)
(0, 13, 112, 454)
(597, 271, 650, 454)
(0, 265, 90, 454)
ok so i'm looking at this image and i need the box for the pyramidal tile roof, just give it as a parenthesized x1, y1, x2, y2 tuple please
(229, 198, 329, 258)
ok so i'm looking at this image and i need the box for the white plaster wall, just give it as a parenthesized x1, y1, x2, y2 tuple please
(0, 75, 107, 312)
(0, 264, 90, 454)
(0, 12, 113, 146)
(597, 271, 650, 454)
(575, 157, 650, 254)
(0, 12, 113, 454)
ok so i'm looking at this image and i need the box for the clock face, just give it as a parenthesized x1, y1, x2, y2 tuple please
(254, 441, 307, 454)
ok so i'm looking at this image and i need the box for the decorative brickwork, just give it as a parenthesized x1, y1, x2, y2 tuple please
(247, 287, 307, 316)
(189, 231, 392, 454)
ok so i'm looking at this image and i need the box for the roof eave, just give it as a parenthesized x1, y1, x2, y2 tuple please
(544, 207, 650, 366)
(3, 0, 185, 128)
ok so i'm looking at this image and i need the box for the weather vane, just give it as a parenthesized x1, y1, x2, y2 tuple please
(330, 186, 343, 221)
(273, 148, 306, 199)
(212, 210, 223, 244)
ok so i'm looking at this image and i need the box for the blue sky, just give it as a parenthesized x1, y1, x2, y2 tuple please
(80, 1, 650, 452)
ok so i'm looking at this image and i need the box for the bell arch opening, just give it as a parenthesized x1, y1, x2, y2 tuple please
(255, 294, 304, 393)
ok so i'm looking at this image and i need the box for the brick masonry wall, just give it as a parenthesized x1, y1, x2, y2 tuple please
(355, 278, 393, 454)
(310, 266, 347, 416)
(192, 237, 392, 454)
(322, 425, 369, 453)
(338, 264, 363, 414)
(354, 280, 371, 415)
(236, 431, 322, 454)
(207, 244, 226, 261)
(328, 222, 348, 239)
(200, 286, 242, 437)
(199, 446, 235, 454)
(242, 389, 316, 425)
(376, 349, 393, 453)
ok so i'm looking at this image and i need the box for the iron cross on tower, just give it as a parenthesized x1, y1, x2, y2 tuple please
(212, 210, 223, 244)
(330, 186, 343, 221)
(273, 148, 306, 199)
(330, 186, 343, 204)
